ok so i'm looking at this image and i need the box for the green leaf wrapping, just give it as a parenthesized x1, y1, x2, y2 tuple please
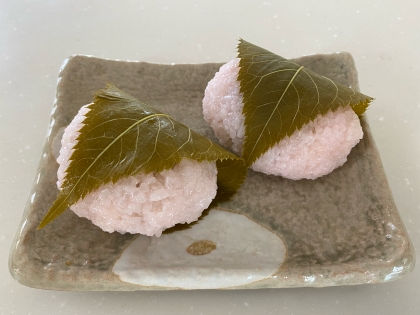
(237, 39, 374, 166)
(38, 84, 247, 229)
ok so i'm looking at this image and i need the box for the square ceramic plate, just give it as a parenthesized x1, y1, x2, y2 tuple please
(9, 53, 415, 290)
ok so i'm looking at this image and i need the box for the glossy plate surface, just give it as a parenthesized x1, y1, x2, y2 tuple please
(9, 53, 415, 290)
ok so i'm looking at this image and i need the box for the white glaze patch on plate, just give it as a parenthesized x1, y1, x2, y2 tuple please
(112, 209, 286, 289)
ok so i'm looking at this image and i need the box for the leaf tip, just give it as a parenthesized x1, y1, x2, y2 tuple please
(354, 95, 375, 116)
(36, 219, 48, 230)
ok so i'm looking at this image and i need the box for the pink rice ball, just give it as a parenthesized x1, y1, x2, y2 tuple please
(202, 58, 363, 180)
(57, 105, 218, 236)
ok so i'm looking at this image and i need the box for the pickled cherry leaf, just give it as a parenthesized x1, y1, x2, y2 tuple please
(38, 84, 247, 229)
(237, 39, 374, 166)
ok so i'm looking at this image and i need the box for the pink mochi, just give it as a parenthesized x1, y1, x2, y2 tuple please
(57, 105, 218, 237)
(202, 58, 363, 180)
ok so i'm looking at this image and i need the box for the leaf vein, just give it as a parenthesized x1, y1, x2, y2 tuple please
(246, 66, 304, 162)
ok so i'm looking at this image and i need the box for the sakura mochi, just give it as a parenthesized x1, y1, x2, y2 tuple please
(57, 105, 218, 237)
(202, 59, 364, 180)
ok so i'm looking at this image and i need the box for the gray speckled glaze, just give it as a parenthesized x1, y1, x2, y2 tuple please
(9, 53, 415, 290)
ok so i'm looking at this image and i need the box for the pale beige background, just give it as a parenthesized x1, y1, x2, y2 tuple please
(1, 0, 419, 314)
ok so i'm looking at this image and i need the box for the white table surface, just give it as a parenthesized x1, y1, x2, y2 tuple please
(1, 0, 419, 314)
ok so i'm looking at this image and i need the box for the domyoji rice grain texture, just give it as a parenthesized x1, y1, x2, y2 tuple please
(202, 59, 363, 180)
(202, 59, 245, 155)
(57, 105, 218, 237)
